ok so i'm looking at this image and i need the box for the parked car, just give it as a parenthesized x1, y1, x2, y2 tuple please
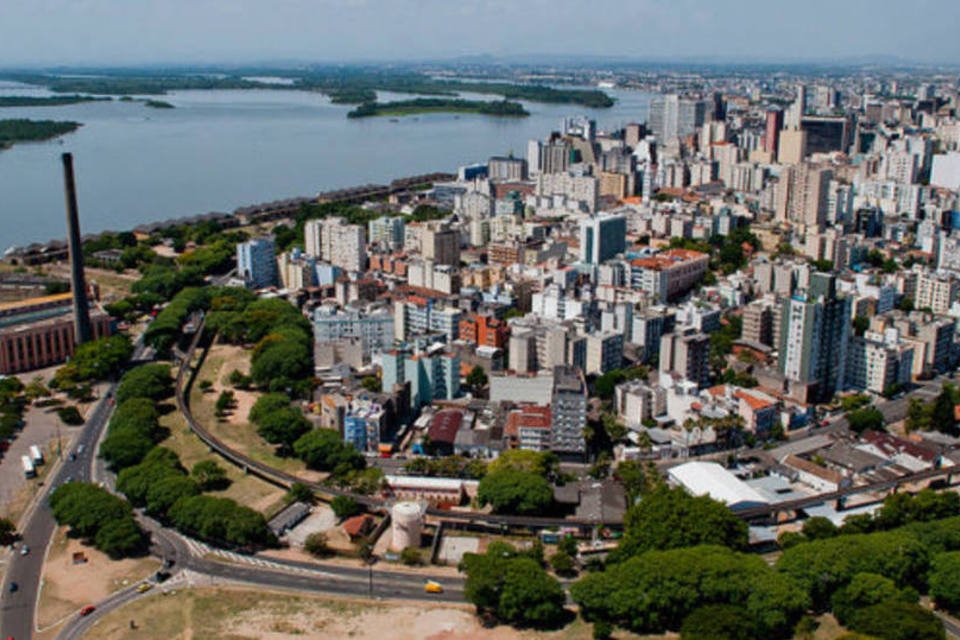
(79, 605, 96, 617)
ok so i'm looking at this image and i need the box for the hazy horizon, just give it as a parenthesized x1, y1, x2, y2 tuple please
(1, 0, 958, 68)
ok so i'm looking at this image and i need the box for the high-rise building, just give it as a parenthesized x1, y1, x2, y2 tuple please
(659, 330, 710, 388)
(787, 163, 834, 230)
(541, 141, 571, 174)
(764, 109, 784, 157)
(916, 271, 960, 314)
(579, 213, 627, 264)
(778, 273, 852, 402)
(487, 156, 528, 181)
(778, 128, 808, 165)
(550, 366, 587, 456)
(368, 216, 405, 250)
(237, 237, 278, 289)
(649, 94, 679, 143)
(304, 219, 323, 258)
(324, 220, 367, 272)
(381, 346, 460, 411)
(677, 98, 707, 138)
(801, 115, 852, 155)
(421, 223, 460, 266)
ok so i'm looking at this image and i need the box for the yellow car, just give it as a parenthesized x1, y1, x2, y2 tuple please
(424, 581, 443, 594)
(136, 583, 153, 593)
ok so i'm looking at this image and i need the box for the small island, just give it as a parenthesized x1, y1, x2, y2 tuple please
(0, 94, 109, 108)
(0, 118, 82, 149)
(143, 99, 175, 109)
(347, 98, 529, 119)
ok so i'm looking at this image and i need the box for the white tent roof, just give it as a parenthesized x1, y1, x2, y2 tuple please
(667, 461, 770, 510)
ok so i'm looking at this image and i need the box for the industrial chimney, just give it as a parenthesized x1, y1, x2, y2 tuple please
(61, 153, 93, 345)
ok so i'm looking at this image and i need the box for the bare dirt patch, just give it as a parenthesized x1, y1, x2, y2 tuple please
(37, 526, 159, 631)
(79, 586, 638, 640)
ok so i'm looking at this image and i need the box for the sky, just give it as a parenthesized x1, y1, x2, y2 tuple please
(0, 0, 958, 67)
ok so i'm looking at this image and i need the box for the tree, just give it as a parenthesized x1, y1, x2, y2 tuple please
(400, 547, 423, 566)
(466, 365, 488, 391)
(115, 363, 173, 405)
(248, 393, 290, 424)
(360, 375, 380, 392)
(167, 495, 275, 548)
(498, 557, 566, 627)
(255, 406, 311, 452)
(571, 545, 808, 638)
(146, 475, 200, 515)
(477, 468, 553, 515)
(100, 427, 156, 470)
(488, 449, 559, 478)
(776, 530, 929, 610)
(550, 550, 577, 577)
(331, 495, 360, 520)
(285, 482, 315, 505)
(802, 516, 839, 541)
(931, 386, 958, 436)
(53, 334, 133, 386)
(94, 517, 146, 559)
(0, 517, 16, 545)
(846, 406, 884, 435)
(680, 604, 756, 640)
(929, 552, 960, 613)
(906, 398, 932, 433)
(847, 601, 945, 640)
(304, 532, 333, 558)
(191, 460, 229, 491)
(293, 428, 365, 475)
(615, 487, 748, 559)
(830, 572, 905, 625)
(57, 405, 84, 425)
(214, 390, 235, 417)
(461, 547, 566, 629)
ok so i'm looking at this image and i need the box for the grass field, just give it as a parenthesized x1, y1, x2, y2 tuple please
(158, 405, 287, 518)
(188, 344, 318, 478)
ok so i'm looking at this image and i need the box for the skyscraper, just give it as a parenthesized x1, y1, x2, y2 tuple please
(648, 94, 679, 143)
(579, 213, 627, 264)
(237, 237, 278, 289)
(779, 273, 851, 403)
(764, 109, 784, 157)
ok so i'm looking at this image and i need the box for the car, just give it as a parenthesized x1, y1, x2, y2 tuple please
(19, 545, 29, 556)
(79, 605, 96, 617)
(136, 583, 152, 593)
(76, 445, 85, 455)
(424, 580, 443, 594)
(154, 570, 171, 583)
(8, 582, 17, 593)
(69, 453, 76, 461)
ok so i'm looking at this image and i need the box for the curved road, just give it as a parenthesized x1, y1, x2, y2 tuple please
(0, 341, 150, 640)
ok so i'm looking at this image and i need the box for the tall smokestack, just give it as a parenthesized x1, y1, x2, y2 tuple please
(61, 153, 93, 345)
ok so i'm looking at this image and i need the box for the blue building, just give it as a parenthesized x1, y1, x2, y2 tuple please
(381, 346, 460, 411)
(237, 237, 278, 289)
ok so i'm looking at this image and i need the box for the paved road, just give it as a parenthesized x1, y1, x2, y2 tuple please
(0, 341, 149, 640)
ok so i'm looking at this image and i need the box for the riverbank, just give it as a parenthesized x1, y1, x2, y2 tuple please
(348, 98, 529, 119)
(0, 119, 81, 150)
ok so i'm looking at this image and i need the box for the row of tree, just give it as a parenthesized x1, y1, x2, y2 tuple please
(49, 482, 146, 559)
(459, 483, 960, 639)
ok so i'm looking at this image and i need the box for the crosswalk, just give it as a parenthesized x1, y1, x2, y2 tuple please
(180, 536, 336, 578)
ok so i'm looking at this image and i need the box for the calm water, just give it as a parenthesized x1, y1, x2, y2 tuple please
(0, 81, 651, 248)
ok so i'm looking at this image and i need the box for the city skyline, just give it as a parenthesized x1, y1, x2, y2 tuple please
(1, 0, 959, 67)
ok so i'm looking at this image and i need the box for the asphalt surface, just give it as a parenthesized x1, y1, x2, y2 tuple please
(0, 342, 149, 640)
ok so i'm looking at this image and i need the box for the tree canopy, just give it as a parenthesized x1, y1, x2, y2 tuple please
(613, 487, 748, 559)
(477, 468, 553, 515)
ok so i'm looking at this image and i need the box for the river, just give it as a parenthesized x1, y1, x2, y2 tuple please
(0, 81, 651, 249)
